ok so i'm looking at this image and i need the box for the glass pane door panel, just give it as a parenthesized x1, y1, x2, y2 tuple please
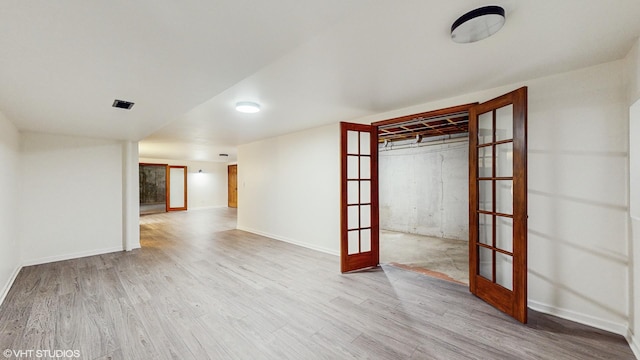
(496, 216, 513, 252)
(479, 246, 493, 280)
(496, 180, 513, 214)
(360, 157, 371, 179)
(348, 230, 359, 255)
(348, 205, 359, 230)
(360, 132, 370, 155)
(361, 229, 371, 252)
(169, 167, 185, 208)
(496, 253, 513, 290)
(478, 112, 493, 145)
(360, 205, 371, 228)
(479, 214, 493, 245)
(347, 131, 359, 154)
(496, 143, 513, 177)
(347, 181, 359, 204)
(347, 156, 359, 179)
(360, 181, 371, 203)
(496, 105, 514, 141)
(479, 180, 493, 211)
(478, 146, 493, 178)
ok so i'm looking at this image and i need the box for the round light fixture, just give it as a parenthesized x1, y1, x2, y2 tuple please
(235, 101, 261, 113)
(451, 6, 505, 44)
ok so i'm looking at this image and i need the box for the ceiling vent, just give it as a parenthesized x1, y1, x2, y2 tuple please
(112, 99, 135, 110)
(219, 153, 229, 157)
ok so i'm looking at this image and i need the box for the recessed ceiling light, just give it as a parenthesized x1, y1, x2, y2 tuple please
(451, 6, 505, 44)
(112, 99, 135, 110)
(235, 101, 260, 113)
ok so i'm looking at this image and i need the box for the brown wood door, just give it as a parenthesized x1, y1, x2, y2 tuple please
(340, 122, 379, 272)
(228, 164, 237, 208)
(469, 87, 528, 323)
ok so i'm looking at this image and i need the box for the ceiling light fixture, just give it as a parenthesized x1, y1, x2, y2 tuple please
(235, 101, 260, 113)
(451, 6, 505, 44)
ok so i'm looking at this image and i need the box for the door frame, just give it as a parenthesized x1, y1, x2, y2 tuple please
(167, 165, 188, 211)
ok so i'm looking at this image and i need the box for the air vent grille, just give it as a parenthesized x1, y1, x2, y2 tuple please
(112, 99, 135, 110)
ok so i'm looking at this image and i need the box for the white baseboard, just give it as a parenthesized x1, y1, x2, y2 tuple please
(21, 246, 125, 267)
(528, 299, 627, 336)
(188, 205, 228, 211)
(0, 264, 22, 308)
(628, 329, 640, 360)
(237, 226, 339, 256)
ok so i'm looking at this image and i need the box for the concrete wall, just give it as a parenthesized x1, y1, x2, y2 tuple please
(237, 123, 340, 255)
(138, 158, 229, 210)
(0, 110, 20, 304)
(379, 141, 469, 240)
(19, 132, 125, 265)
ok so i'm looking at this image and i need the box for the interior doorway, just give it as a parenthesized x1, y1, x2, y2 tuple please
(228, 164, 237, 208)
(139, 163, 168, 215)
(375, 106, 471, 284)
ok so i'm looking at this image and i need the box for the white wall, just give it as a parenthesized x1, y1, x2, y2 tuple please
(138, 158, 228, 210)
(19, 132, 124, 265)
(238, 60, 631, 336)
(237, 123, 340, 255)
(625, 37, 640, 358)
(379, 141, 469, 240)
(0, 110, 20, 304)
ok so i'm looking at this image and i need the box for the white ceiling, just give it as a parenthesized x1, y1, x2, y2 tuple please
(2, 1, 640, 163)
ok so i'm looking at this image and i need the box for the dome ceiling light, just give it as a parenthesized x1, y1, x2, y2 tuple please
(451, 6, 506, 44)
(235, 101, 261, 113)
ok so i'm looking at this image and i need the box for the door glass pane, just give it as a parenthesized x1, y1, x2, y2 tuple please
(479, 246, 493, 280)
(496, 142, 513, 177)
(348, 205, 359, 230)
(496, 105, 513, 142)
(496, 216, 513, 252)
(478, 146, 493, 178)
(360, 205, 371, 228)
(169, 167, 185, 208)
(361, 229, 371, 252)
(348, 230, 359, 255)
(479, 180, 493, 212)
(360, 156, 371, 179)
(478, 111, 493, 145)
(496, 180, 513, 214)
(496, 253, 513, 290)
(347, 131, 359, 154)
(360, 132, 370, 155)
(479, 213, 493, 245)
(347, 156, 359, 179)
(347, 180, 359, 205)
(360, 181, 371, 203)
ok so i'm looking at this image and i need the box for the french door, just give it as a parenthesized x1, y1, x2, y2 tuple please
(339, 88, 528, 323)
(340, 122, 379, 272)
(469, 87, 528, 323)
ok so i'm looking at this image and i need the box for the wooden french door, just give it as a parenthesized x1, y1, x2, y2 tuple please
(228, 164, 238, 208)
(469, 87, 528, 323)
(340, 122, 379, 272)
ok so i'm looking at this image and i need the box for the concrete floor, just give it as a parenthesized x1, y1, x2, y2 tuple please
(380, 230, 469, 284)
(140, 203, 166, 215)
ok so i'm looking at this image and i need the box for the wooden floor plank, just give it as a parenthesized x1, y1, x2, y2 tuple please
(0, 208, 634, 359)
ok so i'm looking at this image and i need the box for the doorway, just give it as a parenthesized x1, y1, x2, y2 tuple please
(376, 106, 471, 284)
(228, 164, 237, 208)
(139, 163, 168, 215)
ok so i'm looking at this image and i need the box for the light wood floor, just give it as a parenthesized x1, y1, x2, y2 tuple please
(0, 208, 634, 359)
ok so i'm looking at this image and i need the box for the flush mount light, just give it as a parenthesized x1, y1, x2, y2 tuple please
(451, 6, 505, 44)
(112, 99, 135, 110)
(235, 101, 260, 113)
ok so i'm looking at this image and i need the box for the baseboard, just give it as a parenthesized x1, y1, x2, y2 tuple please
(628, 329, 640, 359)
(0, 264, 22, 308)
(237, 226, 339, 256)
(188, 205, 228, 211)
(21, 246, 125, 267)
(528, 299, 627, 336)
